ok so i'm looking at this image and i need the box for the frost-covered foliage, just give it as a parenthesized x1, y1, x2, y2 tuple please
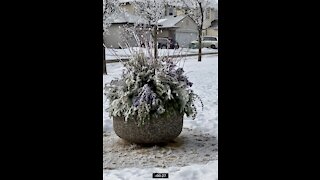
(132, 0, 167, 57)
(132, 0, 166, 26)
(180, 0, 209, 28)
(104, 54, 203, 126)
(103, 0, 124, 35)
(103, 0, 115, 34)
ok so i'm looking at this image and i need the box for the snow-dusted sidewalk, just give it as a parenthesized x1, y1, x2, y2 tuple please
(103, 54, 218, 179)
(103, 128, 218, 170)
(103, 160, 218, 180)
(105, 47, 218, 60)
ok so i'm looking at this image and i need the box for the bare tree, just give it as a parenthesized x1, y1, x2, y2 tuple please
(103, 0, 110, 74)
(178, 0, 211, 62)
(103, 0, 119, 74)
(103, 0, 119, 35)
(132, 0, 166, 59)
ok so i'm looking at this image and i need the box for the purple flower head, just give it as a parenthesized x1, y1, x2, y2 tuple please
(134, 84, 156, 107)
(133, 97, 140, 107)
(176, 68, 184, 75)
(187, 81, 193, 87)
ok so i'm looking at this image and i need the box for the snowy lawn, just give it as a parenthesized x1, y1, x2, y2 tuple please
(103, 54, 218, 179)
(105, 47, 218, 60)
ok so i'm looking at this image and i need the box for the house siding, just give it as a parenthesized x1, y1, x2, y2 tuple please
(176, 9, 186, 16)
(175, 16, 198, 47)
(104, 25, 123, 48)
(120, 3, 135, 14)
(176, 16, 197, 30)
(205, 28, 218, 36)
(104, 24, 153, 48)
(104, 24, 140, 48)
(203, 8, 218, 37)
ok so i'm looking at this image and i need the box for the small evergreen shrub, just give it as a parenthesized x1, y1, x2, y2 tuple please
(104, 53, 203, 126)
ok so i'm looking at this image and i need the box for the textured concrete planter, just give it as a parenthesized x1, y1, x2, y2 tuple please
(113, 114, 183, 144)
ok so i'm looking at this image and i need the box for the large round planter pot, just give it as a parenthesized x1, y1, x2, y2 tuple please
(113, 114, 183, 144)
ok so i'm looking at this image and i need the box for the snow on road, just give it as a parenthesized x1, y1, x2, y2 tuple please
(103, 54, 218, 180)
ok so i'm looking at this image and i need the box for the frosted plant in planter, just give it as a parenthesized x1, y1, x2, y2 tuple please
(104, 53, 203, 144)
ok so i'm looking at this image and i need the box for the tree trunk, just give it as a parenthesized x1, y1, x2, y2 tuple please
(103, 43, 107, 75)
(153, 25, 158, 60)
(103, 1, 107, 75)
(198, 2, 204, 62)
(198, 28, 202, 62)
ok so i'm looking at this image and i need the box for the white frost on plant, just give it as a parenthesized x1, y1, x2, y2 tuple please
(132, 0, 166, 26)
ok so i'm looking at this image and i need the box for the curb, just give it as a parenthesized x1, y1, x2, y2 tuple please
(105, 52, 218, 63)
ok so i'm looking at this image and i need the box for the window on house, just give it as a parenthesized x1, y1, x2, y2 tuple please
(206, 8, 210, 19)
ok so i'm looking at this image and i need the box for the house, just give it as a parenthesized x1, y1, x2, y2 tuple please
(202, 6, 218, 36)
(118, 0, 138, 14)
(104, 0, 217, 48)
(103, 12, 150, 48)
(204, 19, 218, 36)
(116, 0, 199, 47)
(118, 0, 166, 15)
(157, 15, 198, 47)
(104, 0, 160, 48)
(166, 1, 218, 37)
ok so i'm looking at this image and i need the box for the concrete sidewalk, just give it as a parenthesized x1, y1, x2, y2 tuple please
(105, 52, 218, 63)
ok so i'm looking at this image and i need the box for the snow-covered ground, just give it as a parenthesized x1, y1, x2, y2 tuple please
(106, 47, 218, 60)
(103, 54, 218, 179)
(103, 160, 218, 180)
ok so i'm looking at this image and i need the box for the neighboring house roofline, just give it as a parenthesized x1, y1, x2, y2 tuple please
(105, 12, 149, 25)
(158, 15, 197, 28)
(159, 26, 179, 29)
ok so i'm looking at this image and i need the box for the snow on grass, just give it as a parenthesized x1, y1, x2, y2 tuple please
(103, 54, 218, 179)
(105, 47, 217, 60)
(180, 55, 218, 138)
